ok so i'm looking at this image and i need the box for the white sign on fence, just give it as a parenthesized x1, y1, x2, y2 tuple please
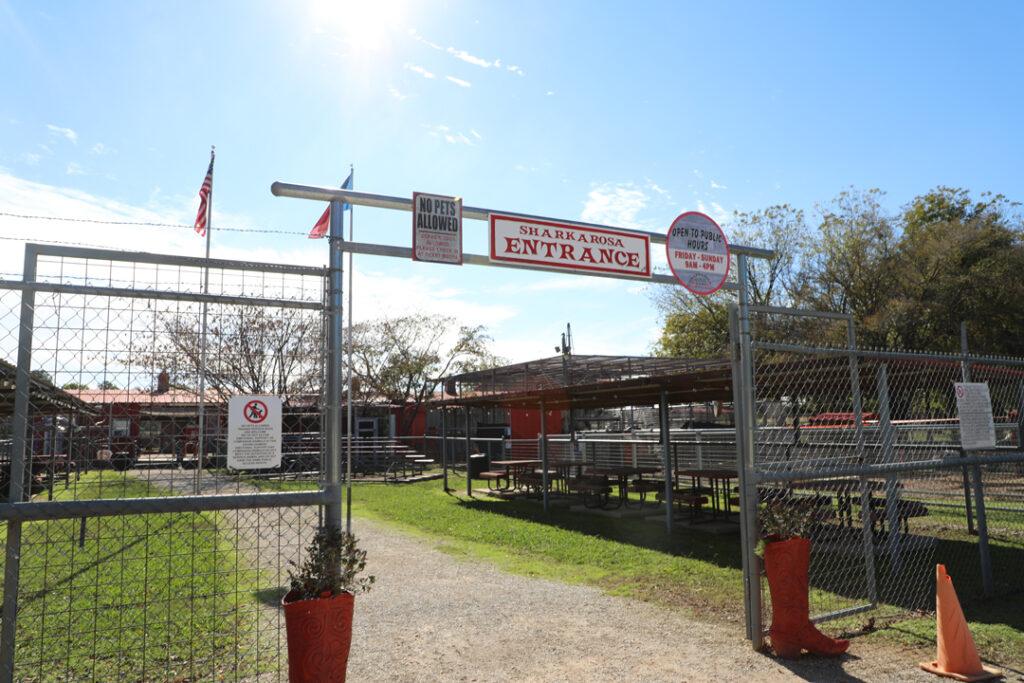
(954, 382, 996, 450)
(227, 395, 282, 469)
(413, 192, 463, 264)
(489, 214, 651, 277)
(665, 211, 730, 295)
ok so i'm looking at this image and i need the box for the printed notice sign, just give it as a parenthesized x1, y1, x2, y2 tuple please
(489, 214, 651, 277)
(954, 382, 996, 450)
(665, 211, 731, 295)
(228, 395, 282, 469)
(413, 192, 463, 264)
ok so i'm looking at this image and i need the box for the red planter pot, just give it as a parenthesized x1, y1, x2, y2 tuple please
(282, 590, 355, 682)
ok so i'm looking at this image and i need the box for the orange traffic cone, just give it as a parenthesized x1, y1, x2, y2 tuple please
(919, 565, 1001, 681)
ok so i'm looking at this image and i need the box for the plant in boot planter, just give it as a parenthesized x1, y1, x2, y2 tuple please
(760, 500, 849, 659)
(283, 526, 375, 682)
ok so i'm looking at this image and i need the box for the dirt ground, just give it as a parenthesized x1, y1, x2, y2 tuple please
(346, 517, 949, 682)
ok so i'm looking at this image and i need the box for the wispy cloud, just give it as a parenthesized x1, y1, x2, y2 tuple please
(20, 152, 41, 166)
(581, 182, 648, 228)
(90, 142, 112, 155)
(65, 162, 84, 176)
(446, 47, 492, 68)
(507, 64, 524, 76)
(407, 28, 442, 51)
(388, 85, 408, 101)
(470, 129, 483, 141)
(546, 90, 555, 96)
(697, 200, 730, 226)
(445, 75, 472, 88)
(710, 179, 727, 190)
(404, 63, 435, 79)
(46, 124, 78, 144)
(424, 124, 475, 146)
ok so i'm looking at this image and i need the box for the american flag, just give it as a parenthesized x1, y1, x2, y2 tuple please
(308, 170, 353, 239)
(194, 153, 214, 236)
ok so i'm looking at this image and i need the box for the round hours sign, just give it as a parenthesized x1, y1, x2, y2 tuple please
(665, 211, 731, 295)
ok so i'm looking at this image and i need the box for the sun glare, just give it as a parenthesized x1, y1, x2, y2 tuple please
(310, 0, 407, 53)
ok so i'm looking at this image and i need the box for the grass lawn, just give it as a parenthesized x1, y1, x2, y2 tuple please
(251, 474, 1024, 669)
(0, 473, 269, 682)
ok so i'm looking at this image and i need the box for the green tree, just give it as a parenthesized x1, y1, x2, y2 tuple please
(797, 188, 898, 346)
(61, 381, 89, 390)
(888, 187, 1024, 353)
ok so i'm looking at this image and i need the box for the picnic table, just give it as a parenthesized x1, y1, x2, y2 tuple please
(489, 459, 542, 491)
(677, 467, 738, 520)
(591, 465, 660, 508)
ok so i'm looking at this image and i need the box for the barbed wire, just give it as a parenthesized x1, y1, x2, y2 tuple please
(0, 211, 311, 237)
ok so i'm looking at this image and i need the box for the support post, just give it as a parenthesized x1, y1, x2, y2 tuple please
(961, 323, 994, 596)
(465, 406, 472, 497)
(441, 408, 449, 492)
(540, 401, 549, 514)
(660, 389, 673, 535)
(848, 319, 878, 605)
(959, 323, 975, 534)
(1, 245, 38, 683)
(733, 253, 763, 649)
(876, 364, 902, 571)
(323, 202, 345, 533)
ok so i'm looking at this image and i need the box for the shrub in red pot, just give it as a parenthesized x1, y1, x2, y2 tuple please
(760, 499, 848, 659)
(283, 527, 375, 682)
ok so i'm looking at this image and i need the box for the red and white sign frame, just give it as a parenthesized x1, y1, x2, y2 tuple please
(665, 211, 731, 295)
(489, 214, 651, 278)
(412, 191, 463, 265)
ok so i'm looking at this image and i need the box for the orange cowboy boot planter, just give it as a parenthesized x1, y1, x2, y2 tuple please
(760, 500, 849, 659)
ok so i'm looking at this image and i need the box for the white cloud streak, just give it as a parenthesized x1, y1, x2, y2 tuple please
(446, 47, 491, 68)
(581, 182, 648, 228)
(46, 124, 78, 144)
(404, 63, 435, 79)
(445, 75, 472, 88)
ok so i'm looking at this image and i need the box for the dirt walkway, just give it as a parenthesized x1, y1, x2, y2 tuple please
(347, 517, 935, 682)
(145, 468, 939, 682)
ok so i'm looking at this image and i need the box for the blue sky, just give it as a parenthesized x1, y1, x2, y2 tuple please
(1, 1, 1022, 361)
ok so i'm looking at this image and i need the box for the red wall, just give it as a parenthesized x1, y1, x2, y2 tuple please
(509, 407, 563, 439)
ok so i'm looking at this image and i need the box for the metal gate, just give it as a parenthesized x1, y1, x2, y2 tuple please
(0, 243, 339, 681)
(732, 304, 1024, 647)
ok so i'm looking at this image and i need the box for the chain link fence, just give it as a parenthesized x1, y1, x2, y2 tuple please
(734, 305, 1024, 646)
(1, 244, 333, 681)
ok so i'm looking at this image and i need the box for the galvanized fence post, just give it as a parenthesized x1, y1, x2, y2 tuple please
(441, 408, 449, 492)
(659, 389, 673, 535)
(733, 252, 763, 648)
(324, 201, 345, 532)
(876, 364, 903, 570)
(1, 245, 38, 683)
(465, 406, 472, 497)
(540, 400, 549, 514)
(847, 319, 878, 605)
(960, 323, 994, 596)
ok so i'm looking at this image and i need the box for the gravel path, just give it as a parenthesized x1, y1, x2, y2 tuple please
(142, 468, 945, 682)
(347, 517, 936, 682)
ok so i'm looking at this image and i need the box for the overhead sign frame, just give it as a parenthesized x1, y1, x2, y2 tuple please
(489, 213, 651, 278)
(665, 211, 731, 296)
(412, 191, 463, 265)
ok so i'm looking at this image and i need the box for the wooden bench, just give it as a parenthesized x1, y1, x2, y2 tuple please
(477, 471, 509, 490)
(630, 479, 662, 504)
(571, 476, 612, 508)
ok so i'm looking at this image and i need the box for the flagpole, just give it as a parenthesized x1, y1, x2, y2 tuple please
(195, 145, 214, 494)
(345, 165, 354, 534)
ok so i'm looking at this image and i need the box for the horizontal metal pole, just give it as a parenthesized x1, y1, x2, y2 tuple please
(340, 241, 700, 287)
(0, 280, 323, 310)
(755, 450, 1024, 483)
(0, 489, 330, 522)
(271, 182, 776, 260)
(753, 340, 1024, 367)
(811, 602, 875, 626)
(747, 305, 852, 321)
(30, 243, 327, 277)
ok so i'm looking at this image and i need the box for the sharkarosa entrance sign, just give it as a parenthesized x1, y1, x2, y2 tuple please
(489, 214, 651, 278)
